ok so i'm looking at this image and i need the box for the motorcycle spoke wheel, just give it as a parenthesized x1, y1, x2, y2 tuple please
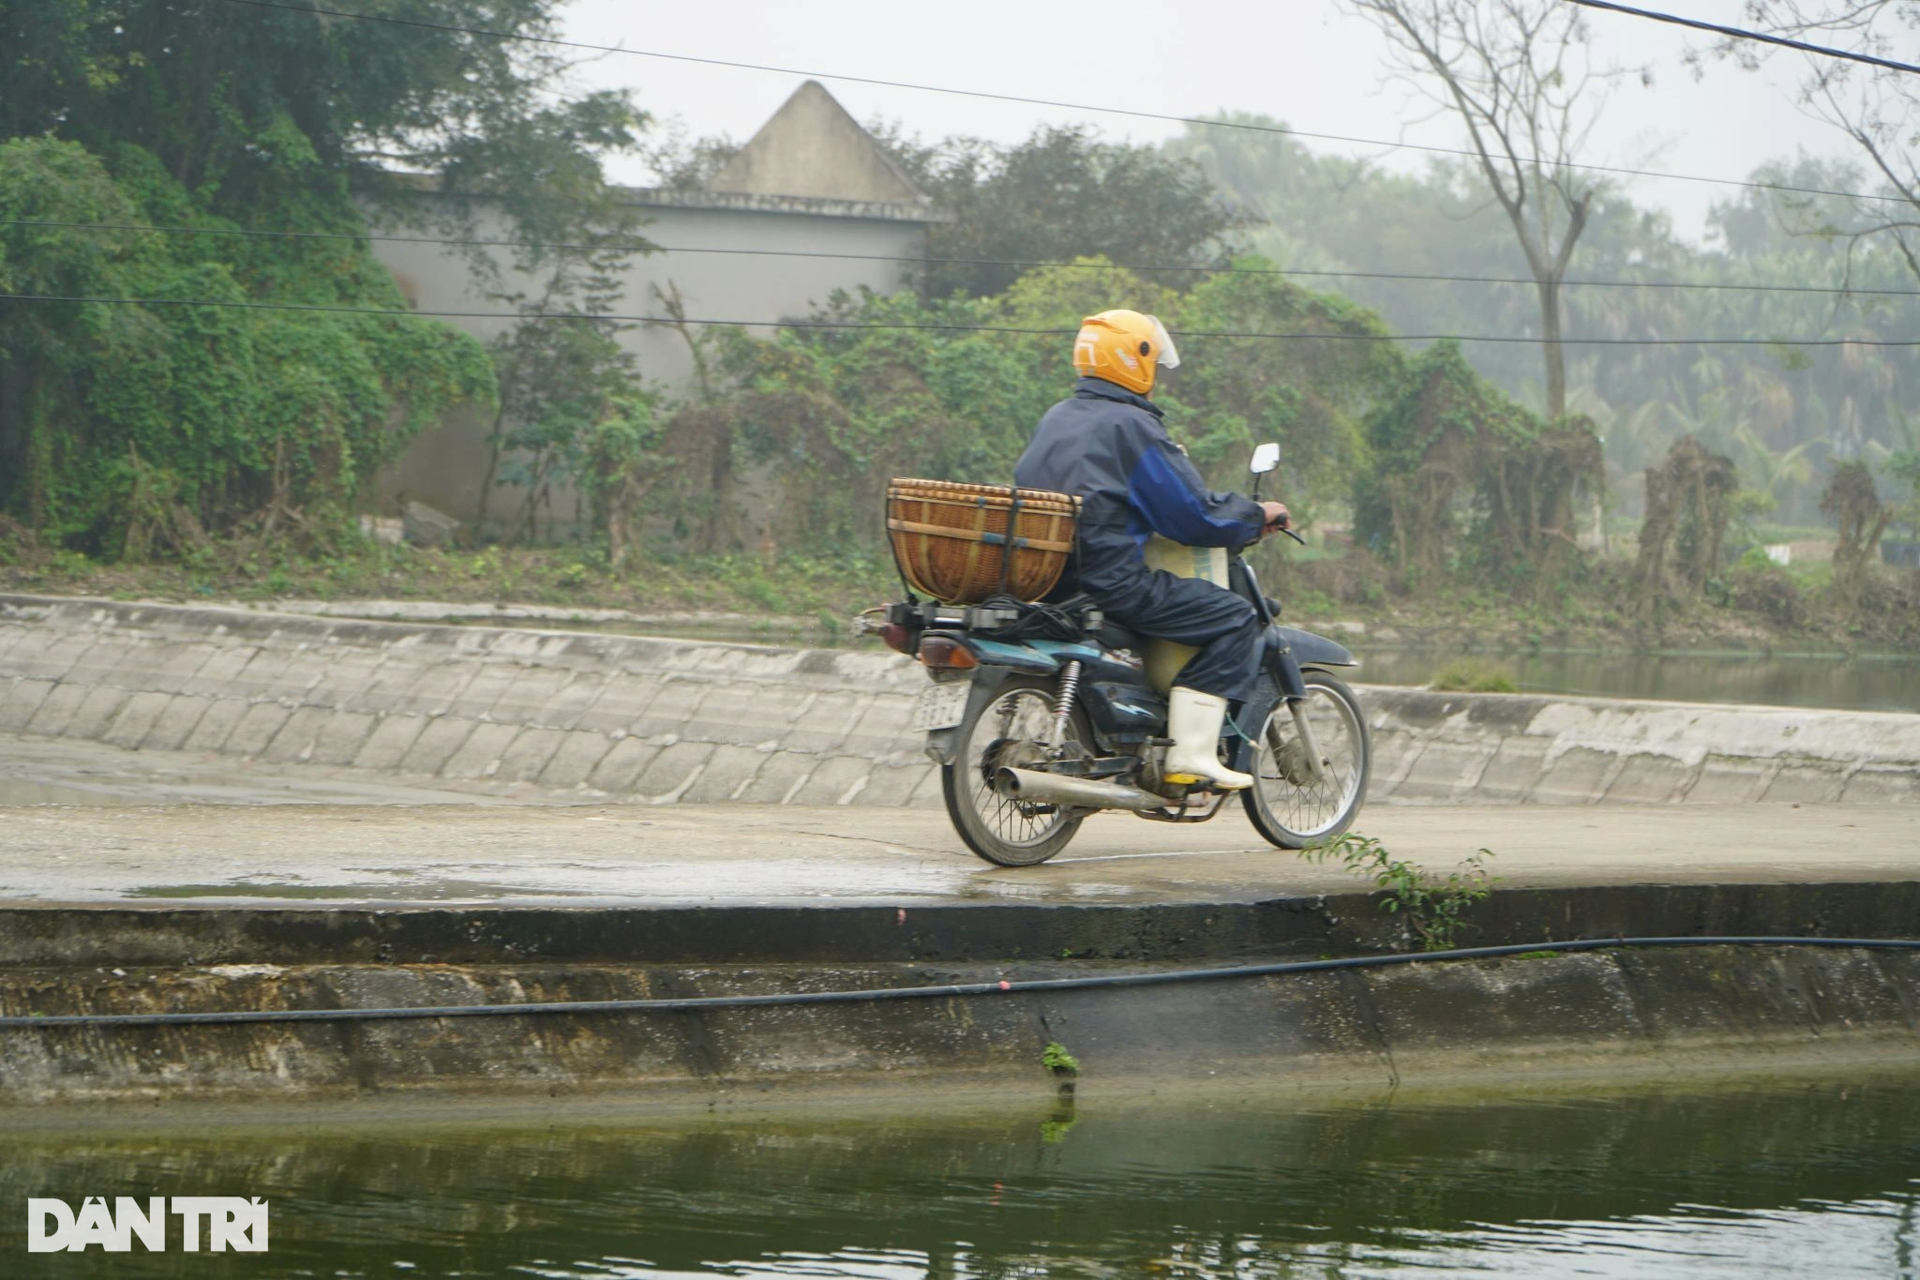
(1243, 671, 1369, 849)
(942, 678, 1087, 867)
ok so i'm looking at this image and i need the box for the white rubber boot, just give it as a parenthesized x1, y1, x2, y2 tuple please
(1162, 688, 1254, 791)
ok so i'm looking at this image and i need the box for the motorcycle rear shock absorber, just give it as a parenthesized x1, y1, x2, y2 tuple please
(1047, 660, 1083, 751)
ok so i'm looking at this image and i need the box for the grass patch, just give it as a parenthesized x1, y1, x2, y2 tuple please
(1428, 660, 1518, 693)
(4, 524, 1914, 653)
(0, 530, 901, 624)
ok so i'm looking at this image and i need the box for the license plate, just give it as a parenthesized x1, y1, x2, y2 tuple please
(910, 681, 971, 732)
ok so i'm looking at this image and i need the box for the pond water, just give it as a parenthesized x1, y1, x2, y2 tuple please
(642, 622, 1920, 713)
(404, 613, 1920, 712)
(1347, 647, 1920, 714)
(5, 1076, 1917, 1277)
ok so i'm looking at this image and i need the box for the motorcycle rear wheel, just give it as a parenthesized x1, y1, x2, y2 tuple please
(942, 675, 1092, 867)
(1243, 670, 1370, 849)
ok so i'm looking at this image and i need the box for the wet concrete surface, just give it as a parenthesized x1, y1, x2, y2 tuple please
(2, 730, 1914, 908)
(0, 793, 1912, 909)
(4, 737, 1916, 1109)
(0, 732, 527, 808)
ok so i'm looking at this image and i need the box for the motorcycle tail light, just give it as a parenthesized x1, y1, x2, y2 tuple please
(880, 623, 913, 654)
(917, 634, 978, 669)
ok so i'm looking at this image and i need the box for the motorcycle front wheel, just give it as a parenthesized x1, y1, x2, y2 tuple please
(1243, 670, 1370, 849)
(941, 675, 1091, 867)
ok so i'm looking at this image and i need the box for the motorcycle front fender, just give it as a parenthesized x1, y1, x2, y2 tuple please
(1233, 627, 1358, 772)
(1274, 625, 1356, 667)
(1262, 629, 1310, 700)
(1232, 632, 1310, 773)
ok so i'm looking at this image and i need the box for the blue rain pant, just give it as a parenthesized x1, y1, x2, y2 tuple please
(1099, 570, 1263, 705)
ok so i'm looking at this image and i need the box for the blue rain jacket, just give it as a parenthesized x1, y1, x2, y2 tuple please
(1014, 377, 1266, 599)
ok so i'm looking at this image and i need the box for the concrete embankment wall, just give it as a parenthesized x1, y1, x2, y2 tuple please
(2, 594, 1916, 806)
(4, 883, 1919, 1108)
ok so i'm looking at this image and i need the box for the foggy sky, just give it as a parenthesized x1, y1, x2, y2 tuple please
(560, 0, 1873, 245)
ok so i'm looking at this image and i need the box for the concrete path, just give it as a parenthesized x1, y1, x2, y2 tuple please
(0, 732, 519, 808)
(2, 799, 1912, 909)
(3, 728, 1913, 909)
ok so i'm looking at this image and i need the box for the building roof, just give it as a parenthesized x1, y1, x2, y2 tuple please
(378, 82, 951, 225)
(617, 186, 951, 224)
(707, 80, 934, 208)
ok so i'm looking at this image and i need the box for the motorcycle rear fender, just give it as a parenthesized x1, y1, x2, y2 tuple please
(922, 668, 1017, 766)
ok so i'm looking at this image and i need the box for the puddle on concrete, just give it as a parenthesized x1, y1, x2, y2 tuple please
(1, 1075, 1915, 1276)
(128, 879, 589, 901)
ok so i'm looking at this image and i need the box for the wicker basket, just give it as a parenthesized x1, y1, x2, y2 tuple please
(886, 479, 1080, 604)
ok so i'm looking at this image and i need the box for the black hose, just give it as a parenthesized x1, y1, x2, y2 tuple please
(3, 936, 1918, 1031)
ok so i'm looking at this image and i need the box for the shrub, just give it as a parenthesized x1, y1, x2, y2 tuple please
(1728, 561, 1807, 629)
(1429, 661, 1518, 693)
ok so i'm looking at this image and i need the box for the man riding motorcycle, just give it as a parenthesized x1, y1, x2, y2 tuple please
(1013, 309, 1290, 792)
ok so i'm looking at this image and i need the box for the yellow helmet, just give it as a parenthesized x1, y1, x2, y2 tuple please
(1072, 309, 1181, 396)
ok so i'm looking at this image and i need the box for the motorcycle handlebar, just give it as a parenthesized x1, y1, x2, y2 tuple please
(1234, 524, 1307, 557)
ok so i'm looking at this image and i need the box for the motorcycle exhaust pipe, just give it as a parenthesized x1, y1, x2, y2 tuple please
(994, 767, 1167, 813)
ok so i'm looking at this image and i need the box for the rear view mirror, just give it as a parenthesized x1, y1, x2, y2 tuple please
(1250, 442, 1281, 475)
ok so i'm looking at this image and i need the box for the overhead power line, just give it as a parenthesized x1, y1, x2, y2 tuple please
(3, 291, 1913, 348)
(1565, 0, 1920, 76)
(10, 217, 1918, 300)
(213, 0, 1911, 209)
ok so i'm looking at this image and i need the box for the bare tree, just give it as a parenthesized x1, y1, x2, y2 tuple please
(1727, 4, 1920, 280)
(1338, 0, 1643, 419)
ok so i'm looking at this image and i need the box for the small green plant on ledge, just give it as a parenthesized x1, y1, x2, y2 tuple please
(1309, 833, 1495, 951)
(1428, 660, 1518, 693)
(1041, 1041, 1081, 1076)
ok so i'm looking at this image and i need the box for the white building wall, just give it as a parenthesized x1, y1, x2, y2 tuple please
(367, 195, 931, 534)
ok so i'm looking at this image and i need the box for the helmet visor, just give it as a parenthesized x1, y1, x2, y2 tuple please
(1148, 315, 1180, 370)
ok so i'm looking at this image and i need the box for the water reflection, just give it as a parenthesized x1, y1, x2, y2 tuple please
(2, 1078, 1917, 1277)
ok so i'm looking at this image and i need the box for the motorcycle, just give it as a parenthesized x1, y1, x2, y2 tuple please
(869, 442, 1371, 867)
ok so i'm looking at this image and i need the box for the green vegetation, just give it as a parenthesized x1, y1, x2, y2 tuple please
(1166, 124, 1920, 533)
(1309, 834, 1496, 952)
(2, 2, 1916, 653)
(0, 0, 642, 557)
(0, 136, 494, 557)
(0, 533, 891, 625)
(882, 124, 1248, 302)
(637, 257, 1406, 556)
(1040, 1041, 1081, 1076)
(1037, 1112, 1080, 1144)
(1429, 662, 1519, 694)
